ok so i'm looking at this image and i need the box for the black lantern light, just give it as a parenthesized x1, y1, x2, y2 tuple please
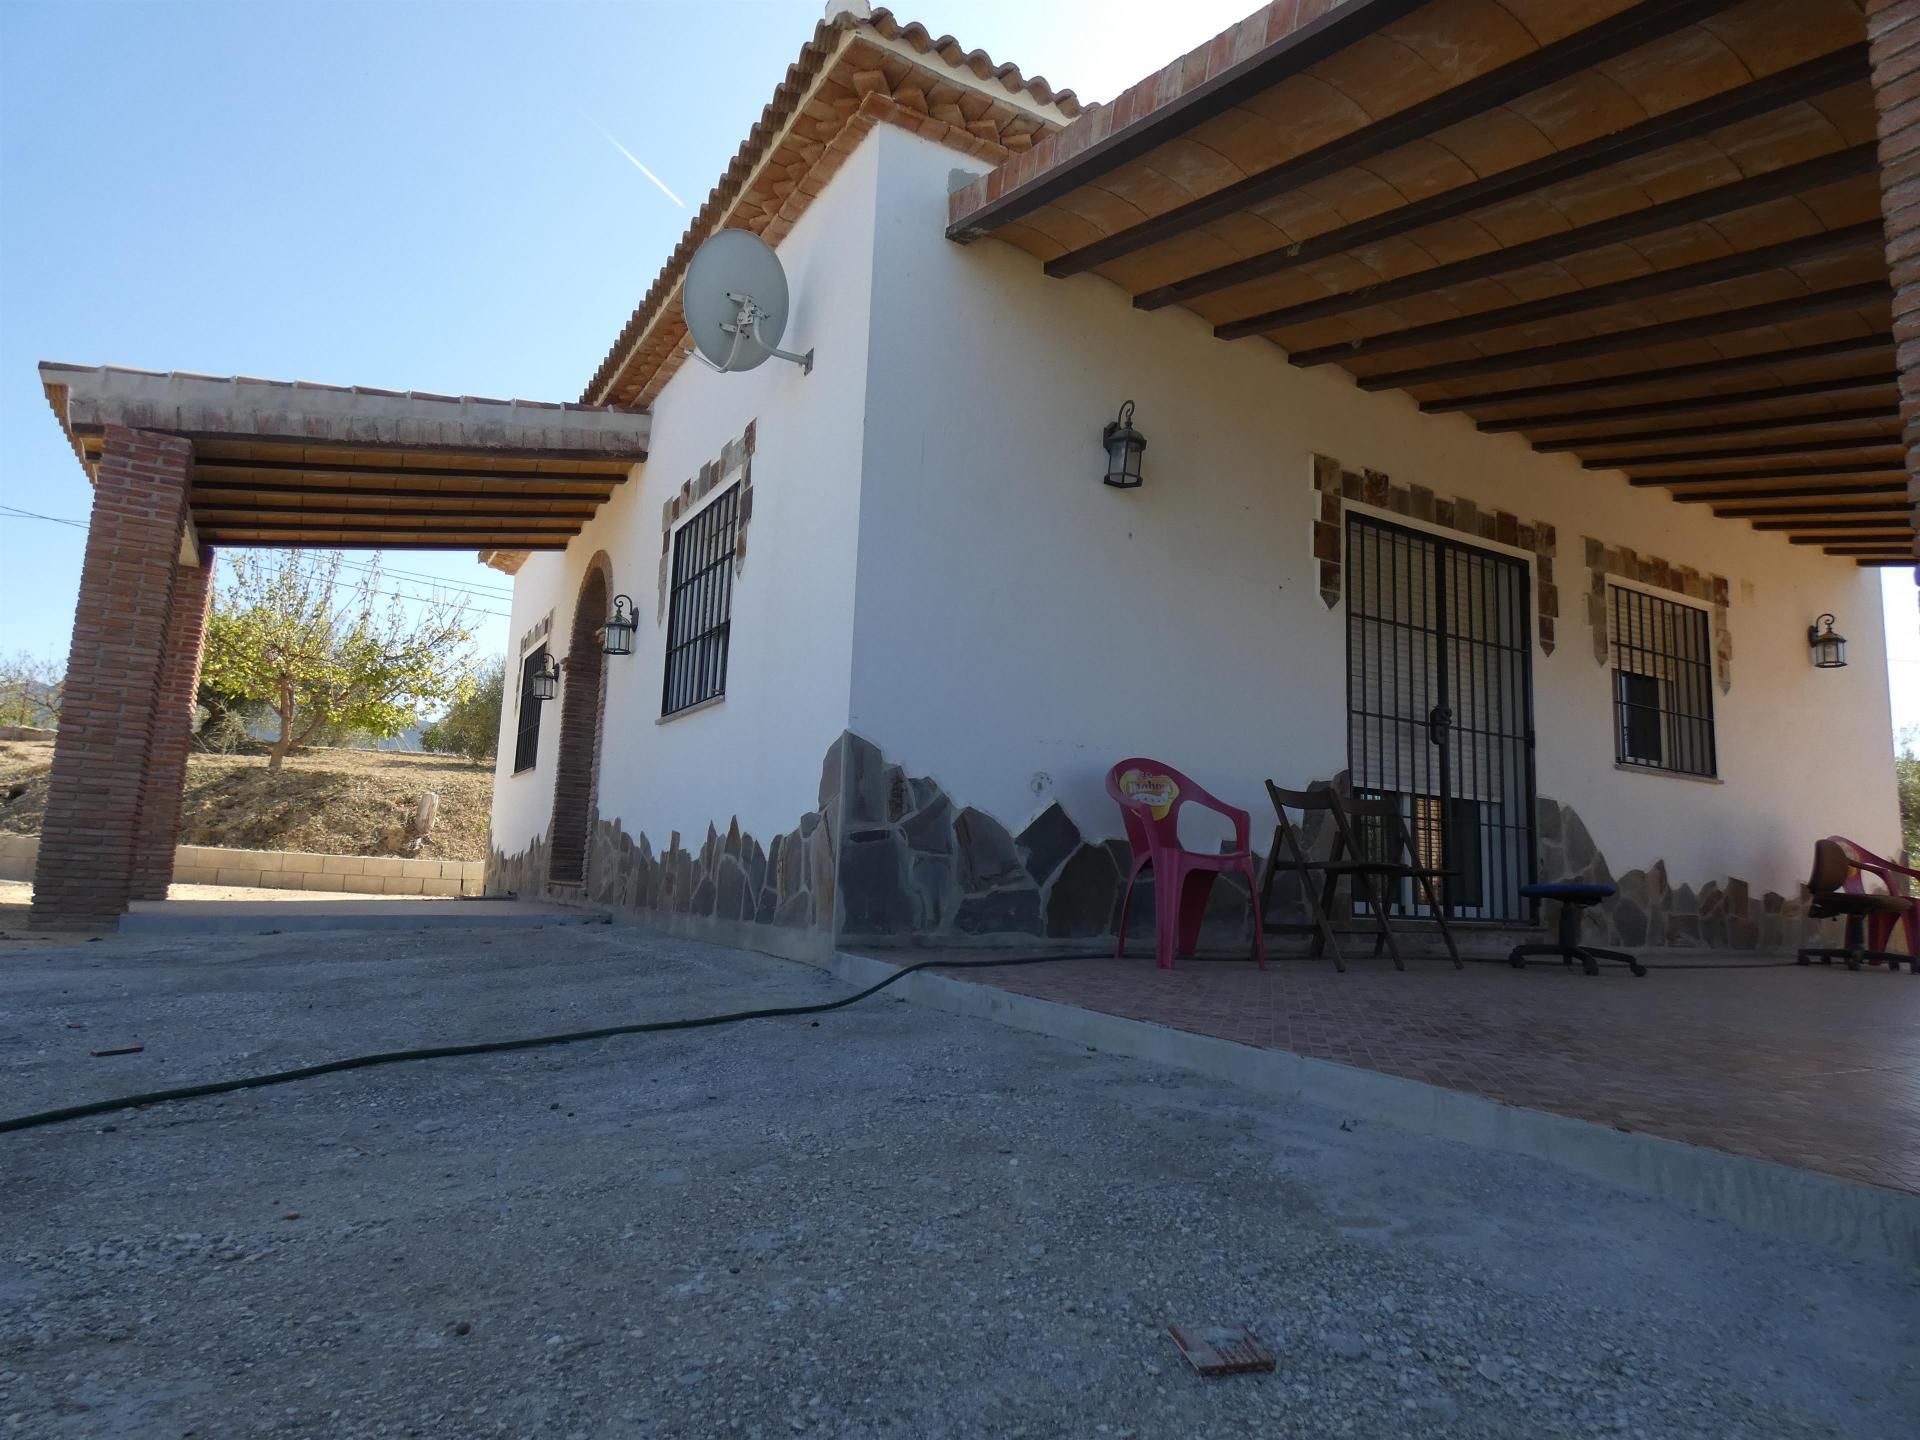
(602, 594, 637, 656)
(528, 650, 561, 702)
(1807, 613, 1848, 670)
(1102, 399, 1146, 489)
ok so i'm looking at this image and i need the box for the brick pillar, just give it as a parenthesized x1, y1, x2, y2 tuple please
(1870, 0, 1920, 560)
(30, 427, 192, 930)
(129, 545, 215, 900)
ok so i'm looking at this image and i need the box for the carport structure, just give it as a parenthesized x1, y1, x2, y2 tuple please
(30, 364, 650, 930)
(947, 0, 1920, 566)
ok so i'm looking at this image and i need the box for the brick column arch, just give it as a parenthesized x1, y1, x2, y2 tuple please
(31, 427, 193, 929)
(547, 556, 612, 886)
(1872, 0, 1920, 564)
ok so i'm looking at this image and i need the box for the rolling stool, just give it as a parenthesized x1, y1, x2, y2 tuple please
(1510, 882, 1646, 977)
(1798, 838, 1915, 973)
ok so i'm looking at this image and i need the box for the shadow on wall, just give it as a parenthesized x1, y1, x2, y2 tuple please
(487, 732, 1837, 953)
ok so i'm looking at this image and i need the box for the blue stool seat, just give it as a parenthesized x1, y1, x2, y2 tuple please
(1511, 882, 1645, 977)
(1520, 882, 1616, 906)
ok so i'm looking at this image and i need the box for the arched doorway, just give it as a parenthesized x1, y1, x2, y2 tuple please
(548, 558, 611, 885)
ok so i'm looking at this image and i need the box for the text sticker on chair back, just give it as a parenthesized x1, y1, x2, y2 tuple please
(1119, 769, 1180, 821)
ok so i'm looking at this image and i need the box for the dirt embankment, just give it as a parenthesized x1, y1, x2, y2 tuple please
(0, 741, 493, 860)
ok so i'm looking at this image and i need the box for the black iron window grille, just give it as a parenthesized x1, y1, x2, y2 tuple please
(513, 644, 547, 774)
(662, 483, 740, 717)
(1609, 584, 1716, 778)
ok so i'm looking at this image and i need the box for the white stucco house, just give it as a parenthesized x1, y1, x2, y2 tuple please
(483, 1, 1904, 961)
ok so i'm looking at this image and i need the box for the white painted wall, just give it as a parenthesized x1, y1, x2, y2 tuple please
(488, 135, 879, 858)
(849, 124, 1899, 897)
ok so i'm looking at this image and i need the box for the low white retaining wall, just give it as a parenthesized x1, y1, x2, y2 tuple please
(0, 833, 483, 896)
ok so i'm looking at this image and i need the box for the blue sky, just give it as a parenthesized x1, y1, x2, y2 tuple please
(3, 0, 1916, 736)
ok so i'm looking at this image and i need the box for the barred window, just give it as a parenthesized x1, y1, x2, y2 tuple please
(662, 483, 740, 717)
(1609, 585, 1716, 778)
(513, 645, 547, 775)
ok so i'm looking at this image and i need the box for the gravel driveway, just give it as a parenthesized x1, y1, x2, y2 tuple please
(2, 924, 1915, 1438)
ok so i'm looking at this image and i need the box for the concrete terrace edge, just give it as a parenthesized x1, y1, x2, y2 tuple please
(827, 948, 1920, 1272)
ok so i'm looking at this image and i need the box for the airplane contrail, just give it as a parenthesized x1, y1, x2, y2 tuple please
(591, 120, 686, 209)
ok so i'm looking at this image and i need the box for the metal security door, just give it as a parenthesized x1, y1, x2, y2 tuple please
(1345, 513, 1537, 923)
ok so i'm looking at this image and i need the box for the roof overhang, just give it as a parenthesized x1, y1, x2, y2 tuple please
(582, 5, 1080, 409)
(947, 0, 1913, 569)
(40, 362, 651, 560)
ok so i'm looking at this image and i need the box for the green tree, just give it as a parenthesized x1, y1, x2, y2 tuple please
(421, 656, 504, 763)
(0, 651, 63, 728)
(201, 551, 478, 771)
(1898, 727, 1920, 861)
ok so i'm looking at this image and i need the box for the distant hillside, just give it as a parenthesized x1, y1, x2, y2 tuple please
(0, 741, 492, 860)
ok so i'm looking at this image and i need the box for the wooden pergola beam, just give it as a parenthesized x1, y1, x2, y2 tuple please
(1419, 334, 1893, 414)
(945, 0, 1433, 243)
(190, 479, 615, 505)
(1276, 222, 1884, 362)
(1476, 371, 1898, 433)
(1586, 434, 1901, 470)
(1136, 46, 1868, 312)
(1751, 526, 1912, 537)
(197, 537, 573, 551)
(1041, 0, 1739, 278)
(192, 457, 628, 485)
(1639, 464, 1905, 488)
(1360, 282, 1889, 391)
(1535, 404, 1896, 453)
(193, 508, 590, 527)
(1789, 532, 1915, 544)
(1223, 152, 1878, 343)
(1712, 499, 1912, 516)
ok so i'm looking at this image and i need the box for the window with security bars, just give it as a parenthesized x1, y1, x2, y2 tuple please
(1609, 584, 1716, 778)
(662, 484, 740, 717)
(513, 645, 547, 775)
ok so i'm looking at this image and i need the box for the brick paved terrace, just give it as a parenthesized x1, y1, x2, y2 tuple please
(853, 943, 1920, 1198)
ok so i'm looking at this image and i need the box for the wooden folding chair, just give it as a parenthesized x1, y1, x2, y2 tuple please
(1330, 793, 1463, 970)
(1256, 784, 1366, 972)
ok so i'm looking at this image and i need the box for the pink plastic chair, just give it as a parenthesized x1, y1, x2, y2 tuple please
(1106, 759, 1266, 971)
(1822, 836, 1919, 957)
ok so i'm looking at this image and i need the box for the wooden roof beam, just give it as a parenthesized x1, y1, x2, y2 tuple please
(198, 537, 574, 552)
(191, 479, 615, 505)
(1755, 517, 1912, 531)
(1420, 334, 1893, 414)
(1674, 481, 1910, 501)
(1637, 465, 1905, 490)
(945, 0, 1434, 243)
(1135, 45, 1868, 311)
(1359, 282, 1888, 391)
(1476, 371, 1898, 433)
(191, 457, 629, 485)
(1535, 403, 1897, 454)
(1586, 436, 1902, 471)
(1712, 499, 1913, 517)
(1272, 220, 1883, 361)
(1224, 149, 1877, 342)
(1042, 0, 1740, 278)
(192, 508, 591, 526)
(1793, 534, 1915, 545)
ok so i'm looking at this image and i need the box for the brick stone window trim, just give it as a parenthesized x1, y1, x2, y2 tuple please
(31, 426, 201, 929)
(659, 420, 756, 621)
(1310, 453, 1560, 655)
(547, 555, 614, 887)
(1581, 538, 1733, 696)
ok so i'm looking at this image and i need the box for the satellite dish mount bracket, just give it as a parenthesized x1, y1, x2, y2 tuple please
(696, 290, 814, 376)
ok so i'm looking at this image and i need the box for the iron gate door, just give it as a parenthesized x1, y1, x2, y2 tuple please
(1345, 512, 1537, 923)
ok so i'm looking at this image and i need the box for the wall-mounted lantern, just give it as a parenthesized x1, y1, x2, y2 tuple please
(528, 650, 561, 701)
(1102, 399, 1146, 490)
(602, 594, 637, 656)
(1807, 613, 1848, 670)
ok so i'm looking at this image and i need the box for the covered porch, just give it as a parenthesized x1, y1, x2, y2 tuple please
(28, 364, 650, 930)
(948, 0, 1920, 570)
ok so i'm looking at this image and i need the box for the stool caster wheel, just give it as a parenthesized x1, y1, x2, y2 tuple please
(1628, 962, 1647, 978)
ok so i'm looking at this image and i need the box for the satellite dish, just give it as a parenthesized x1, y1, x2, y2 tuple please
(682, 229, 814, 376)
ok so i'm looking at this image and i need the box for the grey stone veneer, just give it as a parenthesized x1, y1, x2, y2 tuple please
(489, 732, 1835, 953)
